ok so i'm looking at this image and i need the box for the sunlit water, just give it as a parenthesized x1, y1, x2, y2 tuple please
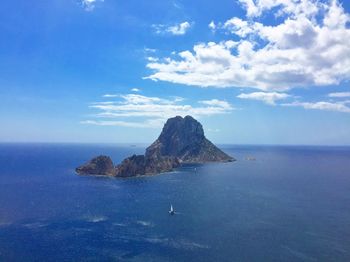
(0, 144, 349, 261)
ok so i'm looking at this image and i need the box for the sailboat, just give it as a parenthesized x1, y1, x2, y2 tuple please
(169, 204, 175, 215)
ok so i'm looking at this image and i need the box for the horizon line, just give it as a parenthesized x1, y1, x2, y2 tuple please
(0, 142, 349, 147)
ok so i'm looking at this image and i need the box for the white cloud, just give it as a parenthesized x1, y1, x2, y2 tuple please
(131, 88, 141, 92)
(209, 21, 216, 31)
(237, 0, 320, 18)
(144, 48, 157, 53)
(153, 21, 192, 36)
(82, 94, 234, 128)
(81, 0, 103, 11)
(80, 120, 149, 128)
(146, 57, 159, 62)
(103, 94, 118, 98)
(223, 17, 255, 37)
(282, 101, 350, 113)
(145, 0, 350, 91)
(172, 96, 185, 102)
(199, 99, 232, 109)
(237, 92, 290, 105)
(168, 21, 191, 35)
(236, 90, 350, 113)
(328, 92, 350, 98)
(235, 90, 350, 113)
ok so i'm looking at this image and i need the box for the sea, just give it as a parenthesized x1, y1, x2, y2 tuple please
(0, 143, 349, 261)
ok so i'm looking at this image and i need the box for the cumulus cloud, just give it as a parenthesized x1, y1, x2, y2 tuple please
(237, 92, 290, 105)
(145, 0, 350, 91)
(282, 101, 350, 113)
(147, 57, 159, 62)
(209, 21, 216, 31)
(81, 94, 234, 128)
(168, 22, 192, 35)
(153, 21, 192, 35)
(131, 88, 141, 92)
(237, 0, 320, 18)
(81, 0, 103, 11)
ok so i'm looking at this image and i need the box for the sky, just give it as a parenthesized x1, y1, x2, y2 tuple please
(0, 0, 349, 145)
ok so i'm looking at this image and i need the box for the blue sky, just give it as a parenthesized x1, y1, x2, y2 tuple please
(0, 0, 349, 144)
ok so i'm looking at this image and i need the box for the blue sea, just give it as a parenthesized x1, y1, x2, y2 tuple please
(0, 144, 349, 261)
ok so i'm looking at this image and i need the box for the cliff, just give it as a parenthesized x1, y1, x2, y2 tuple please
(115, 154, 180, 177)
(146, 115, 234, 163)
(76, 155, 116, 176)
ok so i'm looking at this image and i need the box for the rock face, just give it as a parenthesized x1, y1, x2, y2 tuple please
(76, 155, 116, 176)
(115, 154, 180, 177)
(146, 116, 234, 163)
(76, 115, 234, 177)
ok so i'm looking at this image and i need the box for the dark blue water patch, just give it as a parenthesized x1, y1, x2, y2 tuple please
(0, 144, 350, 261)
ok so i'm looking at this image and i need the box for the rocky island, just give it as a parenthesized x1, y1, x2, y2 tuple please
(76, 115, 234, 177)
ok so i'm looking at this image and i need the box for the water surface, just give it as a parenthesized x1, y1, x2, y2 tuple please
(0, 144, 349, 261)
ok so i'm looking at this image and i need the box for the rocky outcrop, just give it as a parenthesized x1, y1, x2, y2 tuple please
(76, 155, 116, 176)
(146, 116, 234, 163)
(115, 154, 180, 177)
(76, 115, 234, 177)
